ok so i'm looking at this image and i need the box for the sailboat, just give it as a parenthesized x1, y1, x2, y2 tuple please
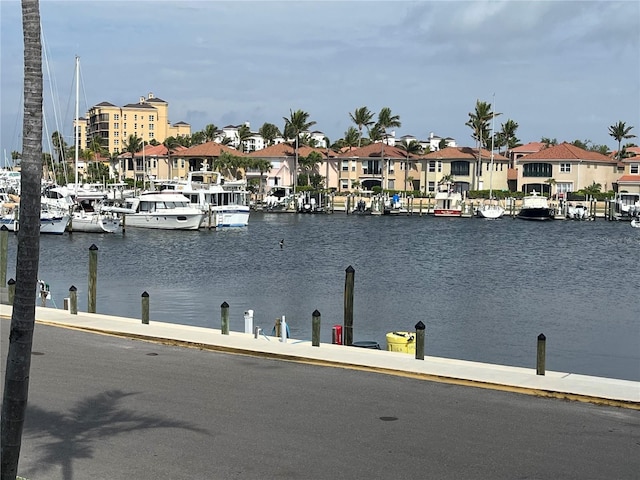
(477, 96, 505, 219)
(65, 56, 119, 233)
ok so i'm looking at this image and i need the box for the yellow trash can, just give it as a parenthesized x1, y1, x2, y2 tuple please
(386, 331, 415, 354)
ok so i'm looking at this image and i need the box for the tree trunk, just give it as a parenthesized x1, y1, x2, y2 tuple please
(1, 1, 43, 478)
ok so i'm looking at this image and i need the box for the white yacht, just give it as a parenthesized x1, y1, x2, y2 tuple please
(433, 183, 463, 217)
(117, 192, 204, 230)
(157, 170, 250, 228)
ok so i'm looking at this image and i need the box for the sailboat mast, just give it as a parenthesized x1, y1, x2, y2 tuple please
(74, 55, 80, 188)
(489, 94, 495, 199)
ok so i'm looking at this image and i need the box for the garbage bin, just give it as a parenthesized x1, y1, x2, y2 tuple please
(386, 331, 415, 354)
(352, 341, 381, 349)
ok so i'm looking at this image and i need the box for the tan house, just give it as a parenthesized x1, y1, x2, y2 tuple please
(117, 144, 187, 183)
(616, 146, 640, 193)
(422, 146, 510, 195)
(333, 142, 421, 192)
(83, 93, 191, 155)
(178, 142, 247, 178)
(247, 142, 335, 191)
(514, 142, 618, 196)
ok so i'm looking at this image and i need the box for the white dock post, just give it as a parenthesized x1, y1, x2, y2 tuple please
(280, 315, 287, 343)
(244, 309, 254, 334)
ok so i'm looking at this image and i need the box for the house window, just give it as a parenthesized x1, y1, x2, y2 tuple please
(123, 123, 127, 129)
(149, 115, 154, 121)
(352, 164, 356, 172)
(388, 160, 394, 173)
(523, 163, 552, 177)
(123, 114, 127, 120)
(340, 180, 349, 190)
(114, 122, 119, 129)
(428, 181, 435, 192)
(134, 115, 137, 121)
(429, 161, 436, 173)
(438, 161, 442, 173)
(556, 182, 572, 194)
(149, 124, 154, 131)
(114, 139, 119, 146)
(114, 114, 119, 120)
(134, 123, 137, 130)
(341, 160, 349, 172)
(560, 163, 571, 173)
(451, 161, 470, 176)
(631, 163, 639, 174)
(114, 132, 119, 137)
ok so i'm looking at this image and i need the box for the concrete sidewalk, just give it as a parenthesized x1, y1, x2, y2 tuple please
(2, 305, 638, 408)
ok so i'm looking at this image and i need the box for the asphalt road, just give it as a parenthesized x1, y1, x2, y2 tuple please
(1, 320, 638, 480)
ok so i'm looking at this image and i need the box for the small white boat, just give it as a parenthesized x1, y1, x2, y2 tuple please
(517, 191, 554, 221)
(119, 192, 205, 230)
(477, 201, 505, 219)
(1, 203, 70, 235)
(566, 203, 589, 220)
(434, 183, 463, 217)
(631, 219, 640, 228)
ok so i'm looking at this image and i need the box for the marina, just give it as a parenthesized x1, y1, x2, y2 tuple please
(2, 211, 638, 382)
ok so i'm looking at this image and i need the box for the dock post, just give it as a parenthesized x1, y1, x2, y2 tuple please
(221, 301, 229, 334)
(414, 321, 426, 360)
(343, 265, 355, 346)
(312, 309, 321, 347)
(536, 333, 546, 375)
(121, 213, 126, 233)
(8, 278, 15, 304)
(0, 225, 8, 287)
(141, 291, 149, 324)
(274, 317, 281, 337)
(69, 285, 78, 315)
(244, 309, 254, 334)
(419, 199, 423, 216)
(88, 244, 98, 313)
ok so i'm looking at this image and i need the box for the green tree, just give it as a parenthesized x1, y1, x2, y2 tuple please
(496, 119, 520, 154)
(51, 130, 67, 163)
(163, 136, 180, 180)
(258, 122, 281, 146)
(582, 181, 602, 196)
(252, 158, 272, 197)
(203, 123, 218, 142)
(349, 106, 375, 148)
(465, 99, 495, 190)
(299, 150, 323, 187)
(608, 121, 636, 160)
(375, 107, 401, 190)
(338, 126, 360, 150)
(237, 124, 252, 153)
(2, 1, 43, 476)
(283, 109, 316, 193)
(397, 139, 423, 192)
(540, 137, 558, 147)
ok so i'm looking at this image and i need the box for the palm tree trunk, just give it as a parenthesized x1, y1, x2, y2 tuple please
(1, 1, 43, 478)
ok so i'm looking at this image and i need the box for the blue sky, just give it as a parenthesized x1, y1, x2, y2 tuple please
(1, 0, 639, 161)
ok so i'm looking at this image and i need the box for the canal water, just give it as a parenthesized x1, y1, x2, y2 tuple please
(3, 212, 639, 381)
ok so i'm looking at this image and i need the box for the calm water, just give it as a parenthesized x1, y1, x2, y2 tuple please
(4, 213, 639, 381)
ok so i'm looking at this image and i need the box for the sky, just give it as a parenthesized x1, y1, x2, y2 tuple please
(1, 0, 639, 162)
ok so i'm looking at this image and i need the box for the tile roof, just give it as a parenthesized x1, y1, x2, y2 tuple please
(248, 142, 333, 158)
(510, 142, 545, 153)
(117, 144, 188, 158)
(180, 142, 245, 157)
(335, 142, 418, 159)
(519, 142, 614, 163)
(617, 174, 640, 183)
(422, 146, 509, 162)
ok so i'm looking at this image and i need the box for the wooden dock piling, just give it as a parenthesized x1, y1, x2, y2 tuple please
(537, 333, 546, 375)
(415, 321, 425, 360)
(69, 285, 78, 314)
(221, 301, 229, 334)
(343, 265, 355, 346)
(141, 291, 149, 324)
(88, 244, 98, 313)
(312, 309, 321, 347)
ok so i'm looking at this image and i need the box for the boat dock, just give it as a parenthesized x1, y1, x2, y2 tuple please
(3, 305, 637, 408)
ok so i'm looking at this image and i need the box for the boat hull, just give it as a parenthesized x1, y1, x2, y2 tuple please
(517, 208, 554, 221)
(477, 205, 505, 219)
(124, 213, 204, 230)
(69, 214, 120, 233)
(434, 209, 462, 217)
(201, 206, 250, 228)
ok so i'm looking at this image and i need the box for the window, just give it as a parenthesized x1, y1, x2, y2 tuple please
(114, 139, 119, 146)
(438, 161, 442, 173)
(628, 163, 638, 174)
(428, 181, 435, 192)
(451, 161, 470, 176)
(124, 123, 127, 130)
(352, 164, 356, 172)
(364, 160, 380, 175)
(134, 114, 137, 121)
(388, 161, 394, 173)
(341, 160, 349, 172)
(123, 114, 127, 120)
(140, 115, 144, 121)
(114, 132, 119, 137)
(114, 122, 119, 129)
(149, 124, 154, 131)
(429, 160, 436, 173)
(114, 114, 119, 120)
(149, 115, 154, 121)
(340, 180, 349, 190)
(134, 123, 137, 130)
(556, 182, 573, 194)
(522, 163, 552, 177)
(560, 163, 571, 172)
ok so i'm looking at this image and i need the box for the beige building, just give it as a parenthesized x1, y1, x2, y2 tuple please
(81, 93, 190, 154)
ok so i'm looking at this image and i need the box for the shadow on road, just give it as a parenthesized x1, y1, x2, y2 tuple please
(21, 389, 209, 480)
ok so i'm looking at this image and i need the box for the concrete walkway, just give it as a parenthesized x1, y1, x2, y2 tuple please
(2, 305, 638, 409)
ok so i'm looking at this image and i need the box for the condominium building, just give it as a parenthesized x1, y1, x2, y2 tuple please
(82, 92, 191, 154)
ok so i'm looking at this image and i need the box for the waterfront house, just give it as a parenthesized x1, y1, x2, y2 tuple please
(615, 147, 640, 193)
(514, 142, 617, 196)
(421, 146, 510, 195)
(179, 142, 247, 179)
(117, 144, 188, 183)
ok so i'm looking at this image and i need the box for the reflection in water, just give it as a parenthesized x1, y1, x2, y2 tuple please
(5, 213, 639, 380)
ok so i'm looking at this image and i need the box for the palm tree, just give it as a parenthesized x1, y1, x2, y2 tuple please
(258, 122, 281, 146)
(375, 107, 401, 190)
(283, 109, 316, 193)
(608, 121, 636, 160)
(496, 119, 521, 155)
(465, 99, 494, 190)
(237, 124, 252, 152)
(122, 134, 143, 184)
(349, 106, 375, 148)
(163, 136, 180, 180)
(2, 1, 43, 476)
(544, 178, 556, 198)
(340, 126, 360, 150)
(299, 151, 323, 187)
(203, 123, 218, 142)
(254, 158, 272, 199)
(398, 139, 423, 192)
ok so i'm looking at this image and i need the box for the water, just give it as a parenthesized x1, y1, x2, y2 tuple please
(3, 213, 639, 381)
